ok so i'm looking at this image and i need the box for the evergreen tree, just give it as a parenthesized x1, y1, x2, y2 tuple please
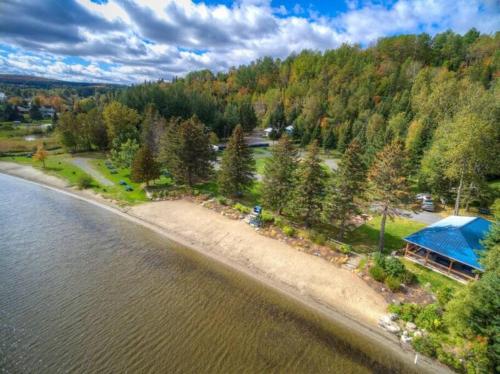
(368, 141, 410, 252)
(288, 140, 325, 227)
(218, 124, 255, 196)
(323, 139, 367, 239)
(262, 135, 298, 214)
(131, 143, 161, 186)
(159, 116, 214, 186)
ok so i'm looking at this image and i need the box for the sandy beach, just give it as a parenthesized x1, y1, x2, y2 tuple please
(0, 161, 452, 373)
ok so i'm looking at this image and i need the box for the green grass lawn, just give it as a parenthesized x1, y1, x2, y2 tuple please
(345, 215, 426, 254)
(90, 159, 173, 204)
(401, 258, 460, 293)
(1, 154, 94, 187)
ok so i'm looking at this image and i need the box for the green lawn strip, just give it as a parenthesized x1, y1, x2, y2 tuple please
(0, 155, 96, 187)
(345, 216, 426, 254)
(401, 258, 460, 294)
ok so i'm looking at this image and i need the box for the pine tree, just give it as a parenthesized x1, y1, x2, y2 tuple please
(368, 141, 410, 252)
(159, 116, 215, 187)
(288, 140, 326, 227)
(323, 139, 366, 239)
(262, 134, 298, 214)
(218, 124, 255, 196)
(131, 143, 161, 186)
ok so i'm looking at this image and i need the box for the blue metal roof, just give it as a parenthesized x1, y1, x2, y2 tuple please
(404, 216, 492, 270)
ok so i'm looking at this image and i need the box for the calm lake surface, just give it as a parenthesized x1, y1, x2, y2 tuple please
(0, 173, 417, 373)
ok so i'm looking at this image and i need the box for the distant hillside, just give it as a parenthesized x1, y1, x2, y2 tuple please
(0, 74, 121, 89)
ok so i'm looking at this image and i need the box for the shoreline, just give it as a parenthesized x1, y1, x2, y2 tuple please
(0, 162, 452, 373)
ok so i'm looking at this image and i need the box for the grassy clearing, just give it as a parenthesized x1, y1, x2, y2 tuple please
(90, 159, 173, 204)
(345, 215, 426, 254)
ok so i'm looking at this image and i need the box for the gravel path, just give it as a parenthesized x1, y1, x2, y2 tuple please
(72, 158, 114, 186)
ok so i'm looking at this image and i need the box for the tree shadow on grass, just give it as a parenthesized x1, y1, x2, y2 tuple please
(345, 224, 405, 255)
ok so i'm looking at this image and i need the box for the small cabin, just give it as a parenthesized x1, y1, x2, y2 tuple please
(403, 216, 492, 283)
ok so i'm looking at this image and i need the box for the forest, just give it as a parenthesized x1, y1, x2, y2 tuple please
(49, 28, 499, 209)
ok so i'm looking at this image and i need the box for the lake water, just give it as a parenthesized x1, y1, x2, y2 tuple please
(0, 173, 419, 373)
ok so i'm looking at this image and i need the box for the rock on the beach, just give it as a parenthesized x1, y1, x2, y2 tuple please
(406, 321, 417, 331)
(401, 334, 412, 344)
(378, 315, 401, 334)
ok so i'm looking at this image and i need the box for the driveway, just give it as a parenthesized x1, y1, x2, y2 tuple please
(397, 209, 442, 225)
(72, 158, 114, 186)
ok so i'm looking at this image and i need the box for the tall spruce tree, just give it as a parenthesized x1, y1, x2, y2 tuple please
(131, 143, 161, 186)
(159, 116, 214, 186)
(261, 135, 298, 214)
(368, 141, 410, 252)
(218, 124, 255, 196)
(323, 139, 367, 239)
(288, 140, 325, 227)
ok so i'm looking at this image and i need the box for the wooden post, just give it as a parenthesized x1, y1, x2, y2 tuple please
(447, 260, 454, 275)
(405, 243, 409, 256)
(424, 250, 430, 265)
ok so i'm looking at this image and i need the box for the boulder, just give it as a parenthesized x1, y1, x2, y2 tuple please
(406, 321, 417, 331)
(401, 334, 412, 344)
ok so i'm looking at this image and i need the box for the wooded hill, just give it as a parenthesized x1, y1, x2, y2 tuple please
(117, 29, 499, 205)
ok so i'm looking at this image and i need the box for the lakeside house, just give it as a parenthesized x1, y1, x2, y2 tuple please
(403, 216, 492, 283)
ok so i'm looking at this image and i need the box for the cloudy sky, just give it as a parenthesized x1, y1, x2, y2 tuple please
(0, 0, 498, 84)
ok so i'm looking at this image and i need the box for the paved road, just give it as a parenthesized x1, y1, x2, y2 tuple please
(397, 209, 442, 225)
(72, 158, 114, 186)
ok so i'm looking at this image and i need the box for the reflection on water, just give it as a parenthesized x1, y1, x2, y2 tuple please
(0, 173, 417, 373)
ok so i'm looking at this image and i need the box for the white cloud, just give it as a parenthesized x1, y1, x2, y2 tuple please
(0, 0, 498, 84)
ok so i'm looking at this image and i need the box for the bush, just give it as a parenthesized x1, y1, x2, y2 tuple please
(261, 210, 275, 224)
(274, 217, 284, 228)
(77, 175, 93, 189)
(436, 287, 454, 306)
(401, 270, 417, 285)
(233, 203, 251, 214)
(415, 304, 443, 332)
(388, 303, 422, 322)
(385, 276, 401, 292)
(369, 265, 386, 282)
(216, 196, 228, 205)
(283, 226, 295, 237)
(384, 257, 406, 278)
(412, 334, 440, 358)
(310, 230, 326, 245)
(339, 243, 352, 254)
(373, 252, 386, 268)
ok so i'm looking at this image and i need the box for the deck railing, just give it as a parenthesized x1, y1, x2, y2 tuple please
(404, 247, 478, 283)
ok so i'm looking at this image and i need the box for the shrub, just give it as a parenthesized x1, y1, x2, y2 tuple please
(261, 210, 275, 224)
(358, 257, 368, 271)
(77, 175, 93, 189)
(388, 303, 422, 322)
(233, 203, 251, 214)
(401, 270, 417, 285)
(373, 252, 386, 268)
(274, 217, 284, 228)
(283, 226, 295, 237)
(412, 334, 439, 358)
(310, 230, 326, 245)
(339, 243, 352, 254)
(369, 265, 386, 282)
(384, 257, 406, 278)
(216, 196, 228, 205)
(385, 276, 401, 292)
(436, 287, 454, 306)
(415, 304, 443, 332)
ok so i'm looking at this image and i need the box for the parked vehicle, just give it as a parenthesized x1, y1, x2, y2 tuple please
(422, 200, 435, 212)
(416, 193, 432, 201)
